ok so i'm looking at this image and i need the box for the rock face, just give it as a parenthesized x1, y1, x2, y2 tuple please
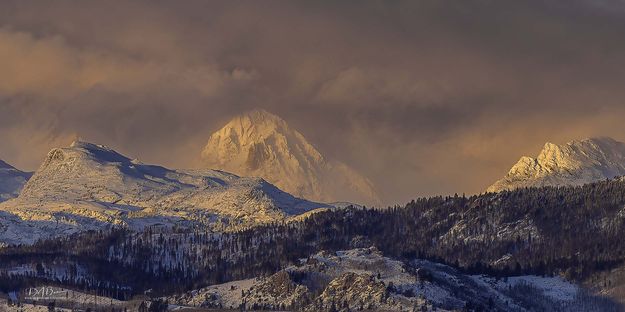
(243, 271, 310, 309)
(171, 247, 588, 312)
(487, 137, 625, 192)
(0, 141, 329, 245)
(308, 272, 389, 312)
(201, 109, 380, 205)
(0, 160, 31, 202)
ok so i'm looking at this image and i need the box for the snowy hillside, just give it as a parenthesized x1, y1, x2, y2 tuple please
(0, 160, 31, 202)
(0, 141, 329, 245)
(201, 109, 380, 205)
(488, 137, 625, 192)
(170, 247, 613, 311)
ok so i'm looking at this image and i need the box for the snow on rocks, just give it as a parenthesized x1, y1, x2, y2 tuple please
(171, 247, 613, 312)
(201, 109, 380, 205)
(488, 137, 625, 192)
(0, 141, 330, 245)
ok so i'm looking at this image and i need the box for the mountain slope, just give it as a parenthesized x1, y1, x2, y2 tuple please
(0, 141, 329, 245)
(0, 159, 31, 202)
(171, 247, 602, 311)
(487, 137, 625, 192)
(201, 109, 380, 205)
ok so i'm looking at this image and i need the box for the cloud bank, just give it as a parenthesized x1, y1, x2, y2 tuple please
(2, 0, 625, 203)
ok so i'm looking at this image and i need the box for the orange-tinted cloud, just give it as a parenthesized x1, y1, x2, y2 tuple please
(2, 0, 625, 204)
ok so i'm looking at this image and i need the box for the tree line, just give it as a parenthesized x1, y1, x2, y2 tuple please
(3, 178, 625, 297)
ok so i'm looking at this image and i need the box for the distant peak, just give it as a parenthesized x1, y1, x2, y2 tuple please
(70, 140, 100, 149)
(577, 137, 619, 146)
(488, 136, 625, 192)
(540, 142, 561, 153)
(559, 137, 618, 146)
(235, 109, 286, 125)
(583, 136, 616, 142)
(215, 109, 293, 141)
(57, 140, 131, 164)
(242, 108, 277, 118)
(538, 137, 622, 155)
(202, 109, 380, 204)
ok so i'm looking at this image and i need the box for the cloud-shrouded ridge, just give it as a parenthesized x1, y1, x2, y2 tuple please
(2, 0, 625, 203)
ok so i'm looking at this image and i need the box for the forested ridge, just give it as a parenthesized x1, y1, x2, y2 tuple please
(2, 178, 625, 297)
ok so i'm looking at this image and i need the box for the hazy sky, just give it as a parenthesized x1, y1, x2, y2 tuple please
(2, 0, 625, 204)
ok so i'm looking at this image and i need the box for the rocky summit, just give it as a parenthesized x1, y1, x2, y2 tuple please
(487, 137, 625, 192)
(201, 109, 380, 205)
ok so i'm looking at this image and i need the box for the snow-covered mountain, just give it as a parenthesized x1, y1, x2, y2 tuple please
(0, 141, 329, 245)
(488, 137, 625, 192)
(201, 109, 380, 205)
(0, 159, 31, 202)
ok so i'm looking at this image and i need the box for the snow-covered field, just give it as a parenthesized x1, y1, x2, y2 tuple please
(476, 275, 579, 302)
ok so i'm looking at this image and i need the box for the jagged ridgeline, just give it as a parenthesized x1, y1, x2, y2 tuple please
(2, 177, 625, 302)
(488, 137, 625, 192)
(0, 141, 332, 245)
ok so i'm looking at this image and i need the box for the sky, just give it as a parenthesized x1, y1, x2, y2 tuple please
(2, 0, 625, 204)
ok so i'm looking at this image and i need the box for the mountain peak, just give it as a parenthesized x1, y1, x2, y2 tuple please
(239, 109, 284, 124)
(69, 140, 123, 156)
(579, 136, 616, 144)
(12, 140, 329, 242)
(222, 109, 293, 144)
(41, 140, 131, 170)
(201, 109, 380, 205)
(70, 140, 106, 150)
(487, 137, 625, 192)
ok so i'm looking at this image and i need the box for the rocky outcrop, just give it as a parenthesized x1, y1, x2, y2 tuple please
(306, 272, 389, 312)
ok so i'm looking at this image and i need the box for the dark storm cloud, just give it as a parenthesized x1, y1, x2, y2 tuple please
(1, 0, 625, 203)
